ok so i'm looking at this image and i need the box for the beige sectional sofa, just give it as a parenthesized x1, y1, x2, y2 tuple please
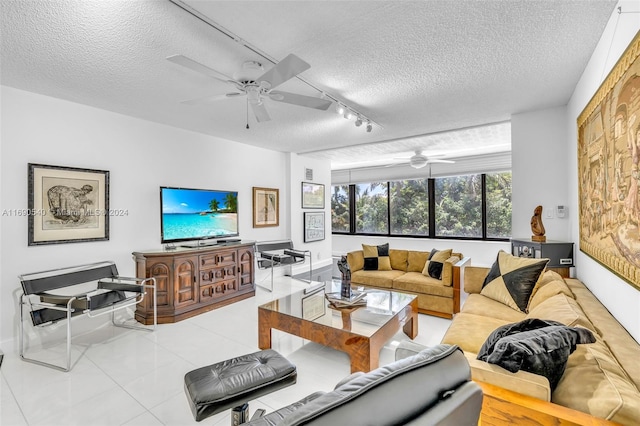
(441, 266, 640, 424)
(346, 248, 467, 318)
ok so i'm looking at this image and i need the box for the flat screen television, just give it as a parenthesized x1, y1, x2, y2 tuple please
(160, 186, 239, 245)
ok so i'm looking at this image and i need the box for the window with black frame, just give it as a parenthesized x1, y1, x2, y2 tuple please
(331, 171, 512, 240)
(390, 179, 429, 236)
(330, 185, 350, 233)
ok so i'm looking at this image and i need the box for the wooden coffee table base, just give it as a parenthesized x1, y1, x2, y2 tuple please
(259, 298, 418, 373)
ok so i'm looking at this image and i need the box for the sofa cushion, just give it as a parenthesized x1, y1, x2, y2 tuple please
(566, 278, 640, 393)
(351, 270, 404, 289)
(463, 352, 551, 401)
(362, 244, 391, 271)
(553, 337, 640, 424)
(392, 272, 453, 298)
(529, 270, 565, 302)
(441, 255, 460, 287)
(407, 251, 430, 272)
(527, 279, 575, 311)
(422, 249, 452, 280)
(477, 319, 595, 390)
(481, 250, 549, 312)
(461, 294, 527, 323)
(526, 294, 597, 333)
(441, 312, 512, 354)
(389, 249, 408, 271)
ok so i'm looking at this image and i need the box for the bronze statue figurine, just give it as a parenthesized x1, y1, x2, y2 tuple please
(531, 205, 546, 242)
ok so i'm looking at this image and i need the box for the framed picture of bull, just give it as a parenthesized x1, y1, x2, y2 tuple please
(577, 31, 640, 290)
(28, 163, 110, 246)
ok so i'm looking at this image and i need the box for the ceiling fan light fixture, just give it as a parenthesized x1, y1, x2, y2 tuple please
(247, 88, 260, 104)
(410, 155, 428, 169)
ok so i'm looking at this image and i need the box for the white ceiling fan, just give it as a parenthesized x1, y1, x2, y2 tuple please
(393, 150, 456, 169)
(167, 53, 332, 125)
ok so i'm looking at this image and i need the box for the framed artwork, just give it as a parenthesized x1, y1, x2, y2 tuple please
(301, 182, 324, 209)
(28, 163, 110, 246)
(304, 211, 325, 242)
(577, 30, 640, 290)
(253, 187, 279, 228)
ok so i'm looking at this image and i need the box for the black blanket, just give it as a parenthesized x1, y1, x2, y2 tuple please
(477, 318, 595, 390)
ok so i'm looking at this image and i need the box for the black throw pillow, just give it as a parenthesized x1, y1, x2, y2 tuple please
(477, 320, 595, 390)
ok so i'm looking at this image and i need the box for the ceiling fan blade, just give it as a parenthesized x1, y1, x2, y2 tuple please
(269, 91, 332, 110)
(427, 159, 455, 164)
(257, 54, 310, 90)
(167, 55, 239, 85)
(251, 102, 271, 122)
(180, 93, 241, 105)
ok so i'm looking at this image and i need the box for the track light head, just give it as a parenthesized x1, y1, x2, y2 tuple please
(335, 103, 345, 115)
(355, 118, 363, 127)
(366, 122, 373, 132)
(344, 111, 353, 120)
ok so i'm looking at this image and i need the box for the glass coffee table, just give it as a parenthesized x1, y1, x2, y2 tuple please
(258, 281, 418, 373)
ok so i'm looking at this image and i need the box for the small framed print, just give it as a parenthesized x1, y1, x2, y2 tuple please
(253, 187, 279, 228)
(304, 211, 325, 242)
(28, 163, 110, 246)
(301, 182, 324, 209)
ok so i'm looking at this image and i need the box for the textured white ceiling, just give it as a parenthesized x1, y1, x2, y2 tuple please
(0, 0, 616, 169)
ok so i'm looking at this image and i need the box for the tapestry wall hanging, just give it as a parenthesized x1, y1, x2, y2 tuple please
(578, 31, 640, 290)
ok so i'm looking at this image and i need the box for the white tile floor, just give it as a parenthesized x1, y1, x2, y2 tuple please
(0, 276, 452, 426)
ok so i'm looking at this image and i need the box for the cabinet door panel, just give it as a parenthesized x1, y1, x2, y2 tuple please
(175, 257, 198, 307)
(238, 247, 255, 289)
(148, 261, 172, 307)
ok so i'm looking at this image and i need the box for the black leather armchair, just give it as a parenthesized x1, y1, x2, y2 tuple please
(245, 344, 483, 425)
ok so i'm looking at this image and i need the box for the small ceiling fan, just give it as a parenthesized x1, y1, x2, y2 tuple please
(167, 53, 332, 125)
(393, 150, 456, 169)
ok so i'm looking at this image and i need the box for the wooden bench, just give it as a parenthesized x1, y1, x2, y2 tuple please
(18, 261, 156, 371)
(255, 240, 312, 291)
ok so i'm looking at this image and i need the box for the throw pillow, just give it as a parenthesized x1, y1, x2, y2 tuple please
(482, 325, 595, 390)
(480, 250, 549, 312)
(422, 249, 453, 279)
(529, 270, 565, 302)
(527, 279, 575, 312)
(362, 243, 391, 271)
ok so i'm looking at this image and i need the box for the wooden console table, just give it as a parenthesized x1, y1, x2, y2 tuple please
(133, 241, 255, 324)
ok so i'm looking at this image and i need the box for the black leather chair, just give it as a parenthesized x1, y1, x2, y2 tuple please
(245, 344, 483, 425)
(255, 240, 312, 291)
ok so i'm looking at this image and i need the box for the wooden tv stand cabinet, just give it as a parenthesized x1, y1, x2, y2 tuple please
(133, 241, 255, 324)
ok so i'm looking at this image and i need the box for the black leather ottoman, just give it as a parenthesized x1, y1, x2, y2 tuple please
(184, 349, 297, 422)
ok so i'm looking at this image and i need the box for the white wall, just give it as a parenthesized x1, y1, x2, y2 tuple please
(511, 106, 571, 241)
(0, 86, 292, 345)
(289, 153, 333, 276)
(567, 1, 640, 341)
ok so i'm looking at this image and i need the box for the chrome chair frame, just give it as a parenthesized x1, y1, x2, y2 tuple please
(255, 240, 312, 291)
(18, 261, 156, 372)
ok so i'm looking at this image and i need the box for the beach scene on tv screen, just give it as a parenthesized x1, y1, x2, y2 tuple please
(162, 188, 238, 241)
